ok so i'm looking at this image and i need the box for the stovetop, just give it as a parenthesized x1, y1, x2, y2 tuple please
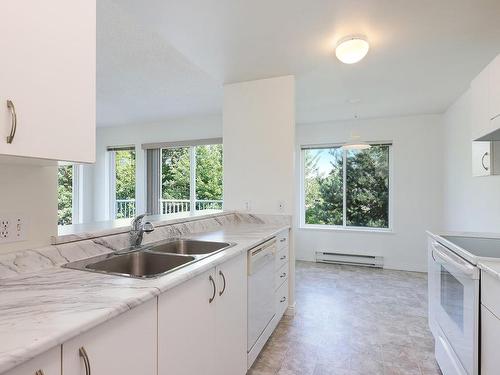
(441, 235, 500, 259)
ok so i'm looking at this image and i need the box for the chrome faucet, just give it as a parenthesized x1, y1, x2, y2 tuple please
(129, 213, 154, 248)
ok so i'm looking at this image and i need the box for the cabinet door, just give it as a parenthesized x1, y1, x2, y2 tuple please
(4, 346, 60, 375)
(215, 254, 247, 375)
(471, 66, 491, 140)
(62, 299, 156, 375)
(0, 0, 95, 163)
(158, 268, 217, 375)
(489, 54, 500, 123)
(481, 304, 500, 375)
(472, 141, 492, 176)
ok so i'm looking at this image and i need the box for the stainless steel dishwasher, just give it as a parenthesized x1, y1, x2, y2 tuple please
(247, 238, 276, 362)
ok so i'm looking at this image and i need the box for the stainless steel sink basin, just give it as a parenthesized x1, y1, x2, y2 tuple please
(64, 251, 195, 279)
(146, 239, 232, 256)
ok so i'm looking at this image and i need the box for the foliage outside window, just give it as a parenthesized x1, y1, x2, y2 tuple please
(58, 165, 73, 225)
(161, 144, 223, 213)
(114, 150, 136, 219)
(303, 144, 390, 229)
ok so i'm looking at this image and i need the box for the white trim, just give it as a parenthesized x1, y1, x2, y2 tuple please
(72, 164, 83, 224)
(299, 143, 393, 231)
(189, 146, 196, 211)
(108, 150, 117, 219)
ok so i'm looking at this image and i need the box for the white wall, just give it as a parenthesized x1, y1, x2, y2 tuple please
(295, 115, 443, 272)
(90, 114, 222, 222)
(0, 163, 57, 254)
(223, 76, 295, 215)
(443, 91, 500, 232)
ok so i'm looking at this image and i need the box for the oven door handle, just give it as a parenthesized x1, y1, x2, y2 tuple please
(431, 242, 477, 278)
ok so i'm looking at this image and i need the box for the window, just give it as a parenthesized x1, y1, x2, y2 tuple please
(302, 143, 391, 230)
(145, 139, 223, 215)
(108, 147, 136, 219)
(57, 164, 82, 226)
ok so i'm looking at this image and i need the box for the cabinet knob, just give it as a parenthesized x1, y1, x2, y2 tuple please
(6, 100, 17, 144)
(280, 296, 286, 303)
(280, 238, 286, 243)
(280, 255, 287, 260)
(280, 272, 287, 278)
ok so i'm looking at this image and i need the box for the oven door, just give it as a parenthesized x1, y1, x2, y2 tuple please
(429, 241, 479, 375)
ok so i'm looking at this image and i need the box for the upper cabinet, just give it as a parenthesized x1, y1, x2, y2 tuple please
(0, 0, 96, 163)
(471, 53, 500, 141)
(489, 55, 500, 126)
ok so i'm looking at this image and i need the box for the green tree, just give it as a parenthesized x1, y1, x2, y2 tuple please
(58, 165, 73, 225)
(162, 148, 190, 199)
(115, 150, 136, 200)
(346, 146, 389, 227)
(196, 144, 223, 200)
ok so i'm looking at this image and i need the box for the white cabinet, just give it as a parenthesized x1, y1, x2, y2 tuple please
(481, 304, 500, 375)
(472, 142, 500, 176)
(489, 55, 500, 124)
(0, 0, 96, 163)
(215, 254, 247, 375)
(4, 346, 60, 375)
(158, 268, 217, 375)
(471, 64, 492, 140)
(158, 253, 247, 375)
(62, 299, 156, 375)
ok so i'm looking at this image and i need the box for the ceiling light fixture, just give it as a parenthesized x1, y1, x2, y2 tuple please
(335, 36, 370, 64)
(341, 134, 371, 151)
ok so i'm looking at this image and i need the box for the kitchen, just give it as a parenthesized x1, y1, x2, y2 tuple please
(0, 1, 499, 375)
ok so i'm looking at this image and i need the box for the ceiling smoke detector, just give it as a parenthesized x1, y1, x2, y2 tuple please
(335, 36, 370, 64)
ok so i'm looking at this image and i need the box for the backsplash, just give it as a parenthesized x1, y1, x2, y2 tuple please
(0, 212, 291, 279)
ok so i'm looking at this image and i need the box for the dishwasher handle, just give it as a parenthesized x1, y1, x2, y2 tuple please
(248, 240, 276, 275)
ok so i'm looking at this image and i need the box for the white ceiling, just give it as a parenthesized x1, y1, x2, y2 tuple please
(97, 0, 500, 126)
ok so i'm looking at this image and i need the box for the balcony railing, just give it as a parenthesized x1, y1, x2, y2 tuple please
(161, 199, 223, 214)
(115, 199, 223, 218)
(116, 199, 136, 219)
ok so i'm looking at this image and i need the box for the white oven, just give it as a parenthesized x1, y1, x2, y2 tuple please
(428, 239, 480, 375)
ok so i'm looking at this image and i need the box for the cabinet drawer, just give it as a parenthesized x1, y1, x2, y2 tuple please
(276, 230, 289, 251)
(275, 262, 288, 290)
(276, 247, 289, 270)
(481, 270, 500, 317)
(275, 279, 289, 319)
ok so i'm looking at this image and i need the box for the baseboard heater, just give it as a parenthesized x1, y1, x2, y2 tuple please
(315, 251, 384, 268)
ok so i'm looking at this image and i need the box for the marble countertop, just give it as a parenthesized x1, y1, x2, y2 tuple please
(478, 260, 500, 280)
(0, 223, 289, 373)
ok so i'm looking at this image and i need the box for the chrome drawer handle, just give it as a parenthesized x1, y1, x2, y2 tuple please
(35, 370, 44, 375)
(482, 152, 489, 171)
(79, 347, 91, 375)
(280, 297, 286, 303)
(280, 255, 287, 260)
(209, 275, 216, 303)
(280, 272, 287, 278)
(6, 100, 17, 144)
(218, 270, 226, 296)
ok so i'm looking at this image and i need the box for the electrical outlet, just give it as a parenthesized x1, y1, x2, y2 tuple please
(244, 201, 251, 211)
(0, 214, 27, 243)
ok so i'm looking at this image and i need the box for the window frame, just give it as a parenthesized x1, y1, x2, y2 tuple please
(299, 142, 394, 233)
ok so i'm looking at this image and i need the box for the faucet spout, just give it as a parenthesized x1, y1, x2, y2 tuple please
(129, 213, 154, 248)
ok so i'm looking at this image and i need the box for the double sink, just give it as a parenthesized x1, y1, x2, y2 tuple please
(64, 239, 233, 279)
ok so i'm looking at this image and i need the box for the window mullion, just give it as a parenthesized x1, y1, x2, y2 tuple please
(189, 146, 196, 213)
(342, 149, 347, 227)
